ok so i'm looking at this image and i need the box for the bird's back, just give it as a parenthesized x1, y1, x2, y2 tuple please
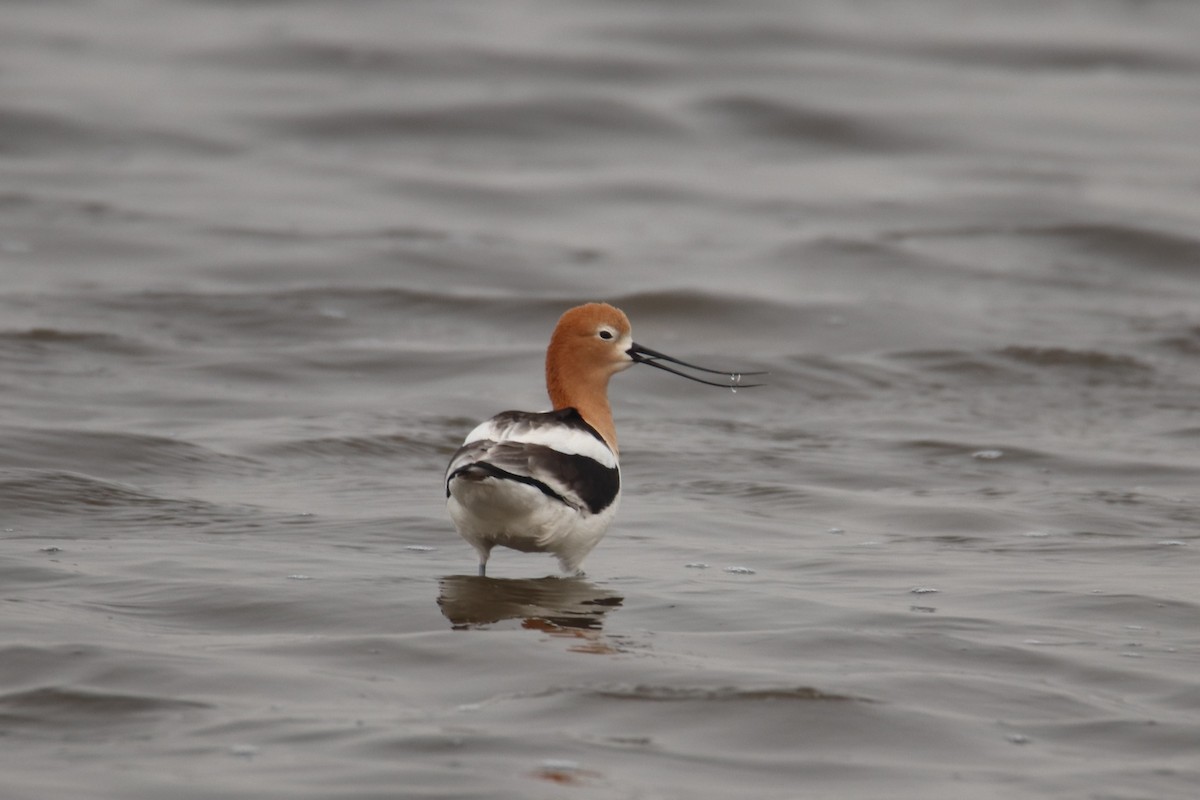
(445, 408, 621, 572)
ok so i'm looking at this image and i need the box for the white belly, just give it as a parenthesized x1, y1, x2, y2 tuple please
(447, 475, 619, 572)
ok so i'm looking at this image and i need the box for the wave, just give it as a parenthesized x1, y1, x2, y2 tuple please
(256, 96, 684, 143)
(196, 39, 670, 83)
(0, 686, 209, 730)
(0, 106, 235, 158)
(0, 469, 258, 529)
(885, 345, 1155, 382)
(694, 95, 933, 151)
(1017, 224, 1200, 275)
(997, 345, 1153, 376)
(608, 16, 1199, 74)
(0, 328, 157, 358)
(586, 684, 859, 702)
(0, 429, 261, 478)
(251, 432, 445, 460)
(886, 222, 1200, 279)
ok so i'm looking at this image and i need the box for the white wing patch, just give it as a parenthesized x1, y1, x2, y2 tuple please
(462, 411, 617, 468)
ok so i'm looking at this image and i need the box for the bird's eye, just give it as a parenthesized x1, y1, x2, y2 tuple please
(598, 329, 614, 340)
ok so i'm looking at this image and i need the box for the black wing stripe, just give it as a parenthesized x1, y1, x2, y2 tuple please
(447, 443, 620, 515)
(526, 445, 619, 515)
(447, 461, 574, 508)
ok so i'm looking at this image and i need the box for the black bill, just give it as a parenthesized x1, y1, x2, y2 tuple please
(627, 343, 767, 388)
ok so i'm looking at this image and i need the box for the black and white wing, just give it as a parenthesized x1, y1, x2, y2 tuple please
(445, 408, 620, 515)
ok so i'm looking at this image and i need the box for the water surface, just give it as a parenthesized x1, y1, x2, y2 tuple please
(2, 1, 1199, 798)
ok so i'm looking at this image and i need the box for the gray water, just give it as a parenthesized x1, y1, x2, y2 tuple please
(3, 1, 1199, 798)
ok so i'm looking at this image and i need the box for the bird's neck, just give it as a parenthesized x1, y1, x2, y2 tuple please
(546, 363, 619, 455)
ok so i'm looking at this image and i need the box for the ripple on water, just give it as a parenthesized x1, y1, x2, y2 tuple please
(196, 39, 674, 84)
(0, 428, 262, 479)
(693, 94, 936, 152)
(0, 686, 210, 732)
(0, 328, 158, 359)
(257, 96, 685, 144)
(0, 468, 279, 536)
(997, 345, 1154, 377)
(4, 1, 1200, 798)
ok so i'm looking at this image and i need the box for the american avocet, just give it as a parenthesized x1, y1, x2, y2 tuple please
(445, 302, 762, 576)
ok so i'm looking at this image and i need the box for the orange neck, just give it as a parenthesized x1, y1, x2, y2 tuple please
(546, 357, 618, 454)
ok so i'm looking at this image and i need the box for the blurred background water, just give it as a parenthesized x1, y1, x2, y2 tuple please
(2, 1, 1199, 798)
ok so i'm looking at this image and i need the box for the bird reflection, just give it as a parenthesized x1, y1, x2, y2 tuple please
(437, 575, 624, 653)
